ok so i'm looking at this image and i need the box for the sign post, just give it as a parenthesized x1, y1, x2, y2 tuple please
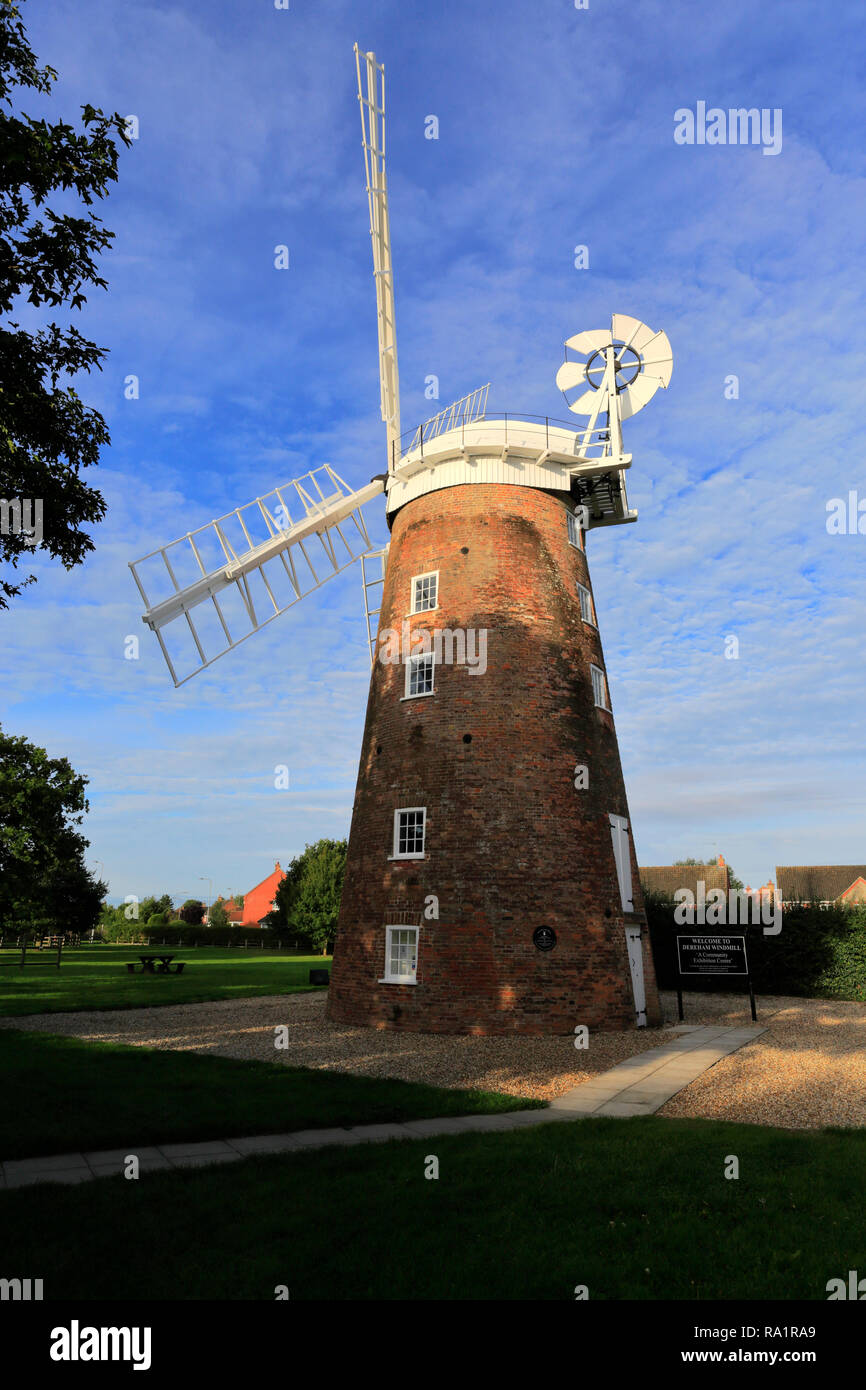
(675, 934, 756, 1021)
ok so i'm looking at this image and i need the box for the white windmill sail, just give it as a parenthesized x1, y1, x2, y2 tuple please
(361, 545, 389, 666)
(355, 46, 401, 470)
(129, 466, 384, 687)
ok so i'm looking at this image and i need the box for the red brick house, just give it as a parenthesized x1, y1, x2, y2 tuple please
(223, 862, 285, 926)
(744, 880, 776, 906)
(216, 900, 244, 926)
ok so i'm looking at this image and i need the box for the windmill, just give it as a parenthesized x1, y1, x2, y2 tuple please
(130, 46, 673, 1035)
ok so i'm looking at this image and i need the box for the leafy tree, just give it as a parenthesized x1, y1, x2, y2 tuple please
(266, 840, 346, 953)
(294, 840, 346, 953)
(265, 857, 305, 934)
(48, 860, 104, 935)
(98, 901, 122, 928)
(208, 898, 229, 929)
(137, 893, 173, 923)
(0, 1, 131, 606)
(178, 898, 204, 926)
(0, 722, 106, 933)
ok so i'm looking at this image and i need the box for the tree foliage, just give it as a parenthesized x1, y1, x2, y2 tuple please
(178, 898, 205, 926)
(138, 893, 173, 923)
(208, 898, 230, 929)
(266, 840, 347, 953)
(0, 1, 131, 606)
(0, 722, 105, 932)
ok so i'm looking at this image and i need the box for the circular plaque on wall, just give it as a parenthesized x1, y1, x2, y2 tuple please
(533, 926, 557, 952)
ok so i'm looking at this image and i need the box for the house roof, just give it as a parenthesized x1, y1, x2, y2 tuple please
(775, 866, 866, 902)
(246, 864, 283, 899)
(640, 863, 729, 899)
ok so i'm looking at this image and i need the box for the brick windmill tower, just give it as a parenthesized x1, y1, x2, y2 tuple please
(129, 46, 672, 1036)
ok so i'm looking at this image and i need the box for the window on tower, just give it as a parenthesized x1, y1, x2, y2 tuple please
(405, 651, 435, 698)
(392, 807, 426, 859)
(591, 663, 610, 710)
(411, 571, 438, 613)
(577, 582, 596, 626)
(567, 510, 584, 551)
(380, 926, 419, 984)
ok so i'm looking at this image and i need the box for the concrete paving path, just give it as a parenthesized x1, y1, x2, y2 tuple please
(547, 1022, 766, 1117)
(1, 1023, 765, 1190)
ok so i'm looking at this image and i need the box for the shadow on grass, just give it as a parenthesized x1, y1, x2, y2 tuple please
(3, 1116, 865, 1300)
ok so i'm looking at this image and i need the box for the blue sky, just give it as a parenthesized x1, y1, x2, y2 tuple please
(2, 0, 865, 902)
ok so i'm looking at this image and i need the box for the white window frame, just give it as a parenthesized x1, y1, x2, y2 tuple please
(566, 510, 584, 551)
(404, 650, 435, 699)
(410, 570, 439, 614)
(391, 806, 427, 860)
(379, 925, 419, 985)
(577, 582, 596, 626)
(591, 663, 609, 710)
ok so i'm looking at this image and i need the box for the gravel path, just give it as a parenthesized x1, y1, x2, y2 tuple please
(3, 990, 864, 1126)
(657, 991, 866, 1130)
(0, 992, 675, 1102)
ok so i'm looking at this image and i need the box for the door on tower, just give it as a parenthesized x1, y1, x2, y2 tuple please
(624, 926, 647, 1028)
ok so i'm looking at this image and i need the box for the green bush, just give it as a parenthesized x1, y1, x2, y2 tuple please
(646, 893, 866, 1001)
(97, 918, 147, 944)
(145, 911, 168, 927)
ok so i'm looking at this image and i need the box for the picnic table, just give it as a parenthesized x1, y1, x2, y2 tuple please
(127, 955, 185, 976)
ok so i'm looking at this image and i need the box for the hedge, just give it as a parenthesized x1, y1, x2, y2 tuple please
(645, 894, 866, 1002)
(95, 921, 281, 947)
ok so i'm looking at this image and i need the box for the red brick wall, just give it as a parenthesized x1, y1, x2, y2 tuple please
(327, 482, 661, 1034)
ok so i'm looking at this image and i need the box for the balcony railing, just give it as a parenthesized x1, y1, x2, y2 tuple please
(393, 409, 612, 469)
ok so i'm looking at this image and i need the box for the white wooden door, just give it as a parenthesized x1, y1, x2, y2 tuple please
(625, 925, 647, 1028)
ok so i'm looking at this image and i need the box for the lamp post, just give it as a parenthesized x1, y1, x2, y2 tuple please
(198, 877, 212, 925)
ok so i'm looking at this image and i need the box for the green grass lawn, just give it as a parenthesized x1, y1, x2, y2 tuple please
(3, 1116, 864, 1299)
(0, 1029, 543, 1159)
(0, 945, 328, 1015)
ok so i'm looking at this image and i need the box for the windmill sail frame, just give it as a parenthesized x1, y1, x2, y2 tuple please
(130, 466, 384, 687)
(355, 45, 401, 470)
